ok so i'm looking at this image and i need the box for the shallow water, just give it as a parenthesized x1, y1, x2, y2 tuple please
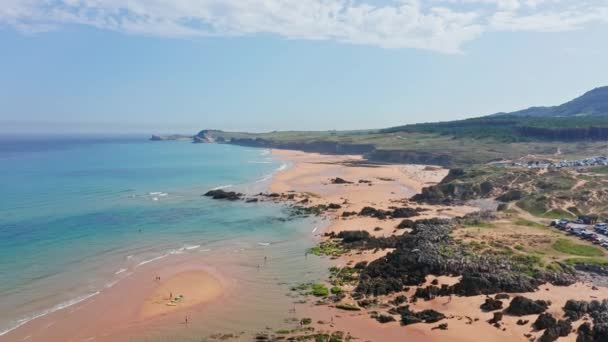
(0, 135, 325, 338)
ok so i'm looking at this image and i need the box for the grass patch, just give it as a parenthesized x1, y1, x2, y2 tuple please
(543, 209, 576, 219)
(517, 196, 550, 217)
(552, 239, 604, 257)
(564, 257, 608, 267)
(514, 218, 547, 229)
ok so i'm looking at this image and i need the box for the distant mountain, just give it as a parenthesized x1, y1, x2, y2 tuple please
(493, 86, 608, 117)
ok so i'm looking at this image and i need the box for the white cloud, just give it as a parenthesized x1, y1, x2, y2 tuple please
(0, 0, 607, 53)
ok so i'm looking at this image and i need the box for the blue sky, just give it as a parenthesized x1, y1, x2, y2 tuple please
(1, 0, 608, 134)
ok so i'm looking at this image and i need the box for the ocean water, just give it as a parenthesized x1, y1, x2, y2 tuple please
(0, 135, 320, 337)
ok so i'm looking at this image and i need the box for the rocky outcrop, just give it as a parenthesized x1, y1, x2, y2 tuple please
(563, 299, 608, 342)
(355, 222, 576, 297)
(203, 189, 243, 201)
(537, 319, 572, 342)
(480, 297, 503, 312)
(331, 177, 353, 184)
(359, 206, 425, 220)
(390, 306, 445, 325)
(533, 313, 557, 330)
(504, 296, 550, 316)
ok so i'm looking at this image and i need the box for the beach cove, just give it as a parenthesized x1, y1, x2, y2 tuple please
(1, 137, 452, 341)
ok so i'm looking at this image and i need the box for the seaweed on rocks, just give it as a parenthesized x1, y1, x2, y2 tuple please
(324, 230, 399, 250)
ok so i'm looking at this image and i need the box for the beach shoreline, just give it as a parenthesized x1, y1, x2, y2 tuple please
(6, 147, 608, 342)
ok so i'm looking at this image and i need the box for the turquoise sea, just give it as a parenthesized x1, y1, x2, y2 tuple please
(0, 135, 321, 337)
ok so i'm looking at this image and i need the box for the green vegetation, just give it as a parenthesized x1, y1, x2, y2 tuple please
(330, 286, 343, 295)
(307, 241, 345, 257)
(552, 239, 604, 257)
(564, 257, 608, 267)
(514, 218, 547, 229)
(311, 283, 330, 297)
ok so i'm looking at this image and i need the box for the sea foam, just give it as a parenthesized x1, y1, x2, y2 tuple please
(0, 291, 100, 337)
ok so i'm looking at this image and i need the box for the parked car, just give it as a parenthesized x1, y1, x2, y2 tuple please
(580, 230, 596, 240)
(602, 242, 608, 249)
(594, 222, 608, 232)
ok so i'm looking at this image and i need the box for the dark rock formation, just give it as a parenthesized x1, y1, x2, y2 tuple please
(375, 314, 396, 323)
(359, 206, 391, 219)
(356, 222, 576, 297)
(359, 206, 423, 220)
(203, 189, 243, 201)
(564, 299, 608, 341)
(538, 319, 572, 342)
(505, 296, 550, 316)
(391, 306, 445, 326)
(341, 211, 357, 218)
(330, 230, 398, 250)
(489, 312, 503, 324)
(391, 207, 424, 218)
(533, 313, 557, 330)
(396, 217, 451, 229)
(331, 177, 353, 184)
(480, 297, 503, 312)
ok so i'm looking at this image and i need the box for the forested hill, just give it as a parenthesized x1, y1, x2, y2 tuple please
(383, 86, 608, 142)
(493, 86, 608, 118)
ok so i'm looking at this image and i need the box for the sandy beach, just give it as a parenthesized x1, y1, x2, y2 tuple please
(267, 149, 608, 342)
(5, 148, 608, 342)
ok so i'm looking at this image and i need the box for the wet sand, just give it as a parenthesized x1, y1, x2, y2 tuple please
(139, 271, 223, 320)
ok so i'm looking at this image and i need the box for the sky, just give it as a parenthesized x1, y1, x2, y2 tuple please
(1, 0, 608, 134)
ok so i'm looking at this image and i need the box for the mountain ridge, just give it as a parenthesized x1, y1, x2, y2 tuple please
(492, 86, 608, 118)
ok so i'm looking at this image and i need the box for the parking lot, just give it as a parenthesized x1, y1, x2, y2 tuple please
(552, 219, 608, 249)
